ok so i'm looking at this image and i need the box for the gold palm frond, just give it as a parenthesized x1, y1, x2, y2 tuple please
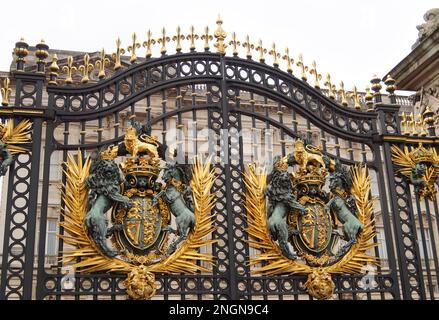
(326, 165, 379, 274)
(149, 156, 217, 273)
(1, 119, 32, 154)
(390, 145, 415, 177)
(59, 151, 131, 273)
(60, 153, 216, 275)
(244, 164, 377, 276)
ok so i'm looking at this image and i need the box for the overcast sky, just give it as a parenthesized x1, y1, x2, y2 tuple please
(0, 0, 437, 92)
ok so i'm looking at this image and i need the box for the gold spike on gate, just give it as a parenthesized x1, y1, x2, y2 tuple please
(242, 35, 254, 59)
(350, 85, 361, 109)
(296, 54, 308, 82)
(187, 26, 199, 51)
(282, 47, 294, 74)
(229, 32, 240, 56)
(95, 49, 110, 79)
(309, 60, 322, 89)
(158, 28, 170, 55)
(324, 73, 335, 99)
(112, 38, 125, 71)
(269, 43, 280, 67)
(1, 77, 12, 106)
(255, 39, 267, 63)
(62, 56, 77, 84)
(338, 81, 348, 106)
(127, 32, 141, 63)
(201, 26, 213, 51)
(78, 53, 94, 84)
(143, 30, 156, 58)
(172, 26, 184, 53)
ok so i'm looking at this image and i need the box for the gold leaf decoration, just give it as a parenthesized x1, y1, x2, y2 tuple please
(1, 119, 32, 154)
(60, 152, 216, 280)
(244, 164, 378, 279)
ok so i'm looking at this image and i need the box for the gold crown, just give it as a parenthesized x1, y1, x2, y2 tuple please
(294, 171, 327, 186)
(274, 156, 288, 171)
(411, 143, 434, 164)
(100, 146, 118, 160)
(121, 156, 161, 177)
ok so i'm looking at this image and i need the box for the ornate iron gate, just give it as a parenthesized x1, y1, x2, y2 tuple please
(0, 19, 438, 300)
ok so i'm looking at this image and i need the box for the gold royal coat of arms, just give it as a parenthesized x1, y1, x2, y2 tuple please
(244, 139, 378, 300)
(60, 121, 216, 300)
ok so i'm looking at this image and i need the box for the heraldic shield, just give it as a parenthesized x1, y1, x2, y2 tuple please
(59, 121, 216, 300)
(245, 139, 379, 300)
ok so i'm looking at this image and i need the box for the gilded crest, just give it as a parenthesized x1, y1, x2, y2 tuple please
(60, 121, 216, 299)
(244, 139, 378, 300)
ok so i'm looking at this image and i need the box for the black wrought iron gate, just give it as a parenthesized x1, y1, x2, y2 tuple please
(0, 28, 438, 300)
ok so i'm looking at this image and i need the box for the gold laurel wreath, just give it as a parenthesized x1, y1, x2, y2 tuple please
(244, 164, 378, 276)
(60, 152, 216, 275)
(1, 119, 32, 154)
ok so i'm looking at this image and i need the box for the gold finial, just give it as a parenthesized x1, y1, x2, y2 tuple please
(349, 85, 361, 109)
(296, 54, 308, 81)
(95, 49, 110, 79)
(282, 47, 294, 73)
(143, 30, 156, 58)
(269, 43, 280, 67)
(48, 53, 59, 85)
(187, 25, 199, 51)
(112, 38, 126, 71)
(309, 60, 322, 89)
(214, 15, 227, 55)
(1, 78, 12, 106)
(242, 35, 254, 59)
(158, 27, 170, 55)
(201, 26, 213, 51)
(338, 81, 348, 106)
(365, 85, 373, 109)
(172, 26, 184, 53)
(384, 74, 396, 95)
(229, 32, 240, 56)
(324, 73, 335, 99)
(78, 53, 94, 84)
(127, 32, 141, 63)
(400, 112, 408, 135)
(255, 39, 267, 63)
(62, 56, 77, 84)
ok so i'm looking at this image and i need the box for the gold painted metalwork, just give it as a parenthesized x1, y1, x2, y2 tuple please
(172, 26, 184, 52)
(282, 47, 294, 73)
(143, 30, 156, 58)
(255, 39, 267, 63)
(229, 32, 240, 56)
(78, 54, 94, 84)
(48, 54, 60, 86)
(1, 78, 12, 106)
(213, 15, 227, 55)
(296, 54, 308, 82)
(384, 74, 396, 97)
(269, 43, 280, 67)
(309, 60, 322, 89)
(95, 49, 110, 79)
(60, 150, 217, 300)
(338, 81, 348, 106)
(0, 119, 32, 154)
(187, 26, 198, 51)
(62, 56, 77, 85)
(158, 28, 170, 55)
(350, 85, 361, 109)
(244, 164, 377, 300)
(365, 85, 374, 111)
(201, 26, 213, 51)
(324, 73, 335, 99)
(242, 35, 254, 59)
(391, 143, 439, 200)
(423, 105, 436, 134)
(112, 38, 126, 71)
(127, 33, 141, 63)
(415, 114, 427, 137)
